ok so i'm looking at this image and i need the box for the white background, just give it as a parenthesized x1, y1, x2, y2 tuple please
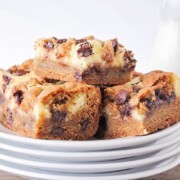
(0, 0, 163, 72)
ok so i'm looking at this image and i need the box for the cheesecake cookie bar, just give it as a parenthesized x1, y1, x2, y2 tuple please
(96, 71, 180, 139)
(34, 36, 136, 84)
(0, 62, 101, 140)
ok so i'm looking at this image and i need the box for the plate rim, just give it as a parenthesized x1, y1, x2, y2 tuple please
(0, 154, 179, 180)
(0, 122, 180, 151)
(0, 142, 179, 173)
(0, 130, 179, 161)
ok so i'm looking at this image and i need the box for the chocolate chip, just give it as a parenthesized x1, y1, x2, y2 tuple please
(76, 39, 87, 44)
(141, 90, 176, 113)
(141, 98, 154, 108)
(99, 116, 107, 130)
(51, 127, 64, 136)
(2, 75, 11, 93)
(7, 69, 13, 74)
(2, 75, 11, 85)
(44, 78, 59, 83)
(112, 39, 118, 53)
(115, 90, 130, 105)
(80, 119, 89, 131)
(74, 72, 82, 81)
(51, 110, 67, 123)
(13, 90, 24, 105)
(53, 97, 68, 105)
(7, 66, 29, 76)
(147, 100, 159, 109)
(14, 70, 29, 76)
(43, 40, 54, 50)
(57, 39, 67, 44)
(169, 91, 176, 102)
(132, 85, 140, 93)
(6, 108, 13, 125)
(124, 50, 134, 61)
(120, 103, 132, 117)
(141, 97, 164, 110)
(123, 50, 136, 69)
(77, 42, 93, 57)
(2, 84, 6, 93)
(155, 89, 169, 101)
(155, 89, 176, 104)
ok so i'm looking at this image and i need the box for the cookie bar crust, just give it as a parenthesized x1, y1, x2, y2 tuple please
(34, 59, 134, 85)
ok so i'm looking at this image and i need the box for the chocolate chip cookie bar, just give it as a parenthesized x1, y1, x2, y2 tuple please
(0, 61, 101, 140)
(96, 71, 180, 139)
(34, 36, 136, 84)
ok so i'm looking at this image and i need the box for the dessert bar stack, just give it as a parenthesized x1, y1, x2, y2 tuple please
(0, 36, 180, 140)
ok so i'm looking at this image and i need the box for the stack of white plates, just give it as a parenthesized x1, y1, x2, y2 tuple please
(0, 122, 180, 180)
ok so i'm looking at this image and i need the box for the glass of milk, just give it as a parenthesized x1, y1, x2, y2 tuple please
(151, 0, 180, 75)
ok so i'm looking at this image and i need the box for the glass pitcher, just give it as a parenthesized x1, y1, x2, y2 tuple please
(151, 0, 180, 75)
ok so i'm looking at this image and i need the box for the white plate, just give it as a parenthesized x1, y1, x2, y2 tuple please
(0, 142, 179, 173)
(0, 130, 179, 162)
(0, 154, 179, 180)
(0, 122, 180, 151)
